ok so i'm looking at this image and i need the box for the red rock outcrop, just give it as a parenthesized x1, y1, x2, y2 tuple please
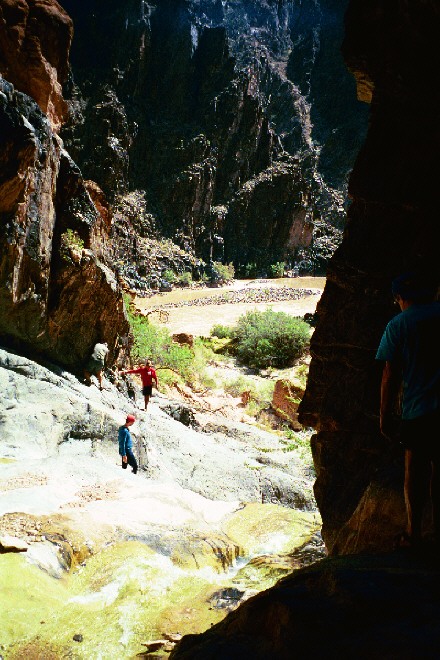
(0, 77, 128, 370)
(271, 379, 304, 431)
(0, 0, 72, 130)
(299, 0, 440, 554)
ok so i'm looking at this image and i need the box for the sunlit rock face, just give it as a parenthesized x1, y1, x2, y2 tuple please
(60, 0, 367, 271)
(300, 0, 440, 554)
(0, 77, 128, 368)
(0, 0, 73, 131)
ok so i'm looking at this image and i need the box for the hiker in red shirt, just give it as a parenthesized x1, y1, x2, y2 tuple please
(120, 359, 158, 411)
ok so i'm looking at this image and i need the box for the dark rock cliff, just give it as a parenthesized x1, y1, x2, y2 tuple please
(0, 0, 128, 370)
(60, 0, 367, 274)
(300, 0, 440, 554)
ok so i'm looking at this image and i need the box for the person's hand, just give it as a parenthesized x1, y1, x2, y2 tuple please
(122, 455, 128, 463)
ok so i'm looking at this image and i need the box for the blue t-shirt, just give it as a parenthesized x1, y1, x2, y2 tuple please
(118, 426, 133, 455)
(376, 302, 440, 419)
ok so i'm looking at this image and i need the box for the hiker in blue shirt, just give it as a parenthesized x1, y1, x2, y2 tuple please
(376, 271, 440, 548)
(118, 414, 138, 474)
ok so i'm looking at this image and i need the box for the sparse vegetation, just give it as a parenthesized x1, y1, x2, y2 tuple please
(281, 426, 314, 468)
(210, 324, 233, 339)
(60, 229, 84, 262)
(212, 261, 235, 282)
(125, 298, 193, 382)
(223, 374, 274, 416)
(162, 269, 177, 283)
(177, 271, 193, 287)
(268, 261, 285, 278)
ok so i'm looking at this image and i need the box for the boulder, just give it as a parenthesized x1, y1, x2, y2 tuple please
(172, 333, 194, 348)
(271, 379, 304, 430)
(0, 534, 28, 553)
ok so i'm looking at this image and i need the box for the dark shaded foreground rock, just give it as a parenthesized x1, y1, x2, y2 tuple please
(299, 0, 440, 553)
(171, 552, 440, 659)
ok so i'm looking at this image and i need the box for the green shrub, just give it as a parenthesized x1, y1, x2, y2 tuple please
(233, 309, 310, 369)
(126, 303, 194, 380)
(243, 262, 257, 278)
(177, 271, 192, 286)
(210, 324, 233, 339)
(268, 261, 285, 278)
(223, 375, 274, 416)
(163, 269, 177, 283)
(212, 261, 235, 281)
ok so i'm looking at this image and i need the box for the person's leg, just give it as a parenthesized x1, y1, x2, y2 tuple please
(84, 370, 92, 385)
(428, 412, 440, 542)
(127, 450, 138, 474)
(142, 386, 152, 410)
(97, 369, 103, 390)
(404, 448, 430, 544)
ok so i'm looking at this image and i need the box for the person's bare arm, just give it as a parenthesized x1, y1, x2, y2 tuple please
(380, 360, 401, 439)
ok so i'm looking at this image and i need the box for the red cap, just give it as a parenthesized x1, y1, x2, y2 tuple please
(126, 414, 136, 424)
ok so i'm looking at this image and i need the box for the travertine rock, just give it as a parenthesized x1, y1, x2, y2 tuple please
(0, 0, 73, 130)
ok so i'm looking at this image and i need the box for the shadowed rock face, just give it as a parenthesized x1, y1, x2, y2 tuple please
(0, 78, 128, 368)
(299, 0, 440, 554)
(0, 0, 73, 130)
(170, 553, 440, 659)
(60, 0, 367, 272)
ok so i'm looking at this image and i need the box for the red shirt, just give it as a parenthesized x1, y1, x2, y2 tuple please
(125, 366, 157, 387)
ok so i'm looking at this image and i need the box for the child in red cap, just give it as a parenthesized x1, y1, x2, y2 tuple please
(118, 414, 137, 474)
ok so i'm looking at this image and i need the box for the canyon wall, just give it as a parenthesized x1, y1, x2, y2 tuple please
(60, 0, 367, 274)
(0, 0, 128, 369)
(300, 0, 440, 554)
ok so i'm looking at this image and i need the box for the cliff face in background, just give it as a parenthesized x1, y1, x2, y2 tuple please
(300, 0, 440, 554)
(0, 0, 128, 369)
(0, 0, 72, 130)
(60, 0, 367, 277)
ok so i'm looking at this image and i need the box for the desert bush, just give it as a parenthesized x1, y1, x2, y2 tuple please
(234, 309, 310, 369)
(177, 271, 192, 286)
(243, 262, 257, 278)
(268, 261, 285, 278)
(162, 269, 177, 283)
(210, 324, 233, 339)
(212, 261, 235, 281)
